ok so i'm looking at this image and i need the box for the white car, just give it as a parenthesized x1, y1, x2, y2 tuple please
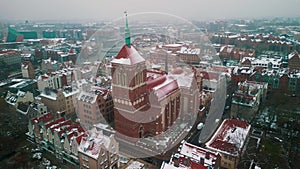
(197, 122, 204, 130)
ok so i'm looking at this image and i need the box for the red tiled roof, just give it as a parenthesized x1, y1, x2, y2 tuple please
(206, 119, 250, 155)
(50, 119, 72, 133)
(113, 45, 145, 65)
(211, 66, 229, 73)
(65, 124, 85, 140)
(173, 156, 208, 169)
(67, 131, 77, 140)
(22, 61, 30, 66)
(45, 117, 65, 129)
(146, 73, 167, 92)
(0, 50, 18, 54)
(59, 121, 86, 138)
(200, 71, 220, 80)
(57, 124, 72, 137)
(75, 133, 85, 144)
(209, 140, 237, 154)
(233, 93, 255, 101)
(31, 112, 54, 124)
(73, 123, 85, 133)
(170, 67, 184, 74)
(154, 79, 179, 100)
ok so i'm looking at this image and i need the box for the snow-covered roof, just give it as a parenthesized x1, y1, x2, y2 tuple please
(178, 47, 200, 55)
(78, 130, 114, 160)
(205, 119, 251, 156)
(163, 44, 182, 48)
(62, 87, 79, 98)
(111, 45, 145, 65)
(161, 140, 219, 169)
(31, 112, 54, 124)
(40, 89, 58, 100)
(152, 77, 179, 101)
(125, 161, 144, 169)
(169, 68, 194, 89)
(179, 141, 218, 167)
(288, 51, 299, 60)
(228, 34, 240, 39)
(77, 91, 97, 104)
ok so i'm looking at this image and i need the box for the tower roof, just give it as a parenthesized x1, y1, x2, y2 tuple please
(124, 11, 131, 47)
(111, 45, 145, 65)
(111, 12, 144, 65)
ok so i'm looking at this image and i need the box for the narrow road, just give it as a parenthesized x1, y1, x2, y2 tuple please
(199, 77, 226, 144)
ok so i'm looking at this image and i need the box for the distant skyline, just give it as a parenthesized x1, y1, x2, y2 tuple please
(1, 0, 300, 22)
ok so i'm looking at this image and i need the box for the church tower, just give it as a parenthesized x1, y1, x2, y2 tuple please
(111, 13, 149, 139)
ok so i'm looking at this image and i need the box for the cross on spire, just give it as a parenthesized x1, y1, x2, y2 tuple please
(124, 11, 131, 47)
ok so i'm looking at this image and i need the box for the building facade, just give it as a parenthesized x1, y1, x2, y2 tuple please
(78, 128, 119, 169)
(230, 81, 267, 122)
(76, 87, 114, 129)
(111, 44, 181, 140)
(21, 61, 35, 79)
(40, 88, 67, 114)
(27, 113, 85, 163)
(0, 50, 22, 66)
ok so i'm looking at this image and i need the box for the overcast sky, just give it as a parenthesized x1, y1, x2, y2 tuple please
(1, 0, 300, 21)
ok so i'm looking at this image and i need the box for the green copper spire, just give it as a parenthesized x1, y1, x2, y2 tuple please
(124, 11, 131, 47)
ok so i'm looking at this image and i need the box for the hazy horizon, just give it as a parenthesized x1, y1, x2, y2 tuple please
(1, 0, 300, 22)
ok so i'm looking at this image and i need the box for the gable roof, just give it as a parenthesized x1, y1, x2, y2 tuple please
(152, 77, 179, 101)
(78, 130, 114, 160)
(45, 117, 65, 129)
(75, 133, 85, 145)
(288, 51, 299, 60)
(111, 45, 145, 65)
(31, 112, 54, 124)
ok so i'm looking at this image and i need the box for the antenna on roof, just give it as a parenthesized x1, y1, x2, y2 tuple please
(124, 11, 131, 47)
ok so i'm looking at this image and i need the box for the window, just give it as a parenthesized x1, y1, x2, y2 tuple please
(117, 72, 120, 85)
(273, 79, 279, 88)
(83, 161, 89, 168)
(124, 74, 127, 86)
(82, 154, 89, 161)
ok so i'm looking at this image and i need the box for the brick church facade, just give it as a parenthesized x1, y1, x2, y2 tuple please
(111, 15, 182, 141)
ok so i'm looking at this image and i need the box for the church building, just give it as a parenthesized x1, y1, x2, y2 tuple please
(111, 14, 183, 141)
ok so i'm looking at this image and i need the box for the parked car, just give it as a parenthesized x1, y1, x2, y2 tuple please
(197, 122, 204, 130)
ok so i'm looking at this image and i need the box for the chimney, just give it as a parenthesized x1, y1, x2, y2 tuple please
(173, 154, 180, 167)
(200, 157, 205, 164)
(205, 151, 210, 159)
(173, 158, 179, 167)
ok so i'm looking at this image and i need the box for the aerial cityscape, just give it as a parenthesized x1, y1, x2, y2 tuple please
(0, 1, 300, 169)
